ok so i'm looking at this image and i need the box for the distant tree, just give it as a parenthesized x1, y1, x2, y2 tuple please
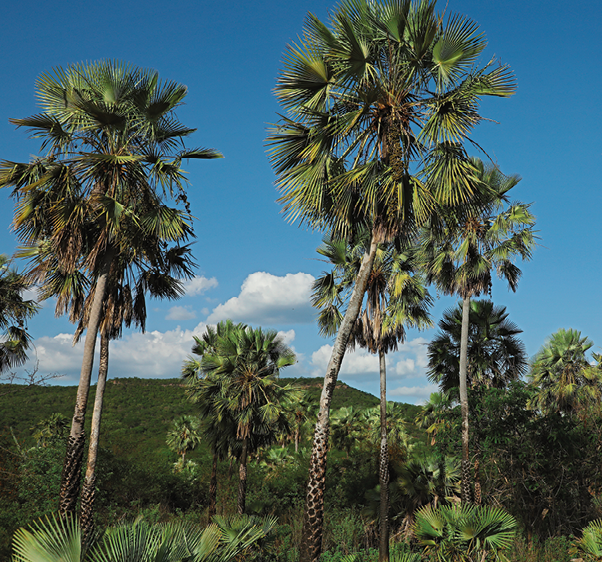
(529, 328, 602, 415)
(31, 413, 70, 448)
(166, 415, 202, 464)
(185, 322, 298, 514)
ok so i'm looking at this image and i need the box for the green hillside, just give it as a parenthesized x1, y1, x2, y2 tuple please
(0, 376, 420, 459)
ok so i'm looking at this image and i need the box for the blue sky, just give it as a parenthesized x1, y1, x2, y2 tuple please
(1, 0, 601, 403)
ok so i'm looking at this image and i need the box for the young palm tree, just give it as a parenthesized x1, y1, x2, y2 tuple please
(0, 254, 38, 375)
(313, 230, 432, 561)
(420, 160, 535, 503)
(0, 60, 222, 516)
(268, 1, 516, 557)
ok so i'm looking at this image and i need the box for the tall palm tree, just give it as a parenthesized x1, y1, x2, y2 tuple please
(313, 231, 431, 561)
(0, 254, 38, 375)
(0, 60, 222, 516)
(528, 328, 602, 415)
(420, 160, 535, 503)
(268, 1, 515, 558)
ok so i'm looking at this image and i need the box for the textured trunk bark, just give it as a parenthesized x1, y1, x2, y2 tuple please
(209, 451, 218, 518)
(459, 294, 472, 504)
(295, 426, 300, 453)
(299, 233, 379, 562)
(237, 437, 248, 515)
(80, 332, 109, 545)
(59, 252, 113, 516)
(378, 348, 389, 562)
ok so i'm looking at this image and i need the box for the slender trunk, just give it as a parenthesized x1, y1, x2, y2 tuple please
(237, 437, 248, 515)
(80, 333, 109, 546)
(459, 294, 472, 504)
(295, 425, 300, 453)
(209, 451, 218, 518)
(378, 348, 389, 562)
(59, 252, 113, 516)
(299, 233, 379, 562)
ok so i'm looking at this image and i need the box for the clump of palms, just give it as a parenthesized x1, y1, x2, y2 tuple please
(0, 60, 222, 521)
(268, 0, 517, 557)
(571, 518, 602, 561)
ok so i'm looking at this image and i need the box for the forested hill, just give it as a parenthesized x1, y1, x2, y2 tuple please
(0, 377, 420, 459)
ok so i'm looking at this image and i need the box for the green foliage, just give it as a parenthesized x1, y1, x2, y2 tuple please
(11, 513, 277, 562)
(571, 519, 602, 561)
(414, 504, 517, 561)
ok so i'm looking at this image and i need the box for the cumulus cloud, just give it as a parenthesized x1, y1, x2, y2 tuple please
(389, 383, 438, 403)
(277, 329, 296, 346)
(21, 322, 210, 384)
(166, 306, 196, 321)
(207, 272, 315, 325)
(309, 345, 379, 378)
(182, 276, 218, 296)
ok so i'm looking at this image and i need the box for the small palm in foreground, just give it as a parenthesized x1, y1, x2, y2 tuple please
(11, 513, 277, 562)
(414, 504, 516, 562)
(571, 519, 602, 561)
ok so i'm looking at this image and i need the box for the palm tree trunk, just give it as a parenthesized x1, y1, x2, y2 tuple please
(59, 252, 112, 516)
(459, 294, 472, 504)
(237, 437, 248, 515)
(299, 233, 379, 562)
(80, 332, 109, 545)
(209, 451, 218, 517)
(378, 348, 389, 562)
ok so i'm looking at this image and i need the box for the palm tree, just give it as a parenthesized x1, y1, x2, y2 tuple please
(427, 300, 528, 393)
(268, 1, 516, 558)
(184, 322, 299, 515)
(0, 254, 38, 375)
(0, 60, 222, 516)
(201, 326, 298, 515)
(313, 231, 431, 561)
(183, 320, 245, 517)
(528, 328, 602, 415)
(167, 415, 203, 464)
(420, 160, 535, 503)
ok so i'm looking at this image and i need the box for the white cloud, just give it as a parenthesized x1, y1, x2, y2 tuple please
(166, 306, 196, 321)
(395, 358, 415, 376)
(207, 272, 315, 325)
(182, 276, 218, 296)
(310, 345, 379, 378)
(389, 384, 438, 402)
(21, 323, 210, 384)
(277, 329, 296, 346)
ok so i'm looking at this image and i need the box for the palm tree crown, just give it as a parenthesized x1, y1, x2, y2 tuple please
(427, 299, 528, 393)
